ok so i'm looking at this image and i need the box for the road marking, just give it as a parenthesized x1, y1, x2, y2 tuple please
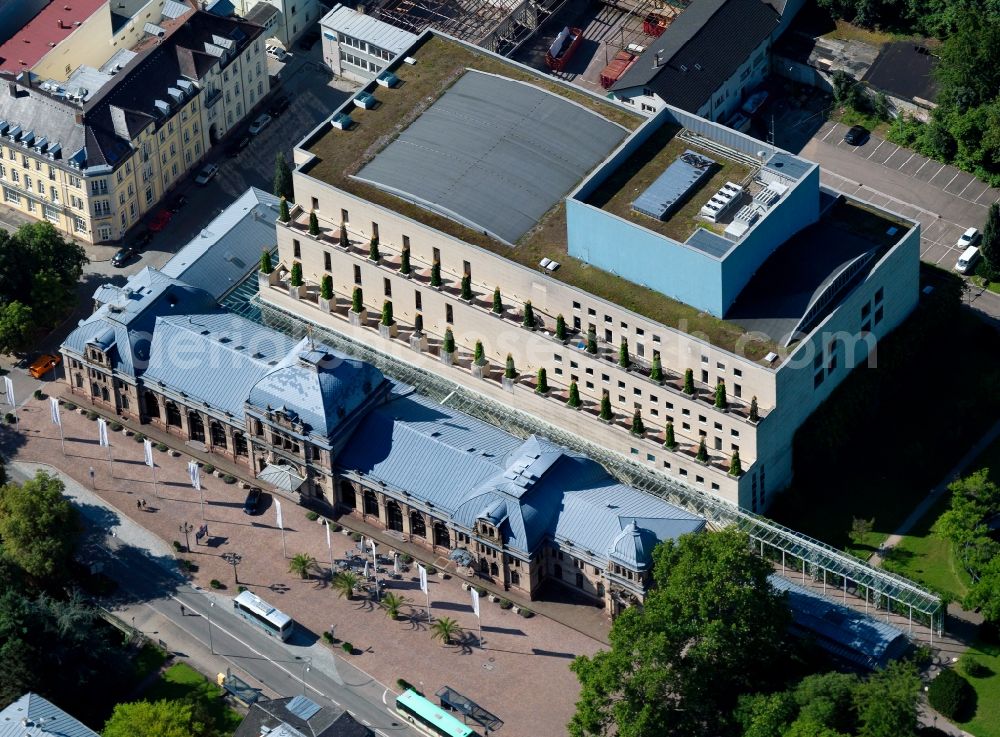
(898, 152, 915, 169)
(866, 140, 886, 160)
(943, 171, 961, 190)
(913, 159, 930, 176)
(363, 720, 372, 726)
(820, 124, 837, 142)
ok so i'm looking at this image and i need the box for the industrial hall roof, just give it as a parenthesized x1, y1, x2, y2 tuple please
(611, 0, 779, 113)
(353, 69, 628, 244)
(0, 693, 99, 737)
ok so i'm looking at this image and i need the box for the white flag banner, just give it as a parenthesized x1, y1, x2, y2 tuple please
(418, 563, 428, 595)
(49, 397, 61, 427)
(97, 417, 110, 447)
(3, 376, 13, 407)
(364, 560, 369, 579)
(325, 519, 332, 550)
(275, 499, 283, 530)
(470, 586, 480, 618)
(143, 438, 154, 467)
(188, 460, 201, 490)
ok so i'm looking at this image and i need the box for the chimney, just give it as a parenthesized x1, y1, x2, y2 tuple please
(653, 51, 662, 68)
(7, 82, 17, 98)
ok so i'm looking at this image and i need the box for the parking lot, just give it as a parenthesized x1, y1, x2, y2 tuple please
(801, 120, 1000, 269)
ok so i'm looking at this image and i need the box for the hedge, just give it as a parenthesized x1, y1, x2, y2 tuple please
(928, 668, 974, 720)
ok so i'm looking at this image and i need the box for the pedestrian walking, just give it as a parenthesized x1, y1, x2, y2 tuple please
(136, 499, 142, 510)
(141, 499, 147, 510)
(180, 604, 186, 616)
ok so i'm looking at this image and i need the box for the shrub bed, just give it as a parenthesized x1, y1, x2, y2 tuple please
(928, 668, 974, 720)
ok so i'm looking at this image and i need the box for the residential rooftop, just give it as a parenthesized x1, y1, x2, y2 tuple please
(0, 0, 106, 74)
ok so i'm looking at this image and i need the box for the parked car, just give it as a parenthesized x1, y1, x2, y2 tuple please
(956, 246, 980, 274)
(266, 45, 289, 61)
(269, 94, 291, 117)
(148, 209, 172, 232)
(243, 487, 263, 515)
(28, 354, 61, 379)
(843, 125, 869, 145)
(249, 114, 272, 136)
(111, 246, 139, 267)
(226, 134, 251, 157)
(167, 194, 187, 213)
(956, 227, 980, 249)
(194, 163, 218, 185)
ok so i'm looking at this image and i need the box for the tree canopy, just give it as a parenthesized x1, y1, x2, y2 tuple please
(569, 529, 791, 737)
(0, 471, 79, 580)
(102, 698, 218, 737)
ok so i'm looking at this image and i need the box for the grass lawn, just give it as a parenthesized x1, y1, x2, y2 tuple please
(831, 105, 891, 138)
(145, 663, 243, 736)
(958, 641, 1000, 737)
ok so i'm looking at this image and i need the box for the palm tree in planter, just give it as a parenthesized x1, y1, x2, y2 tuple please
(619, 337, 631, 369)
(555, 314, 567, 342)
(729, 449, 742, 477)
(522, 301, 535, 329)
(278, 197, 290, 223)
(430, 260, 442, 288)
(663, 421, 677, 450)
(289, 553, 318, 580)
(460, 274, 473, 301)
(714, 379, 727, 410)
(586, 327, 598, 354)
(630, 409, 644, 437)
(368, 235, 380, 262)
(683, 368, 695, 395)
(749, 396, 759, 422)
(695, 437, 708, 464)
(430, 616, 463, 646)
(308, 210, 320, 236)
(333, 571, 359, 600)
(536, 367, 548, 394)
(566, 380, 581, 409)
(400, 246, 411, 275)
(650, 351, 663, 383)
(381, 592, 408, 620)
(599, 392, 613, 422)
(492, 287, 504, 315)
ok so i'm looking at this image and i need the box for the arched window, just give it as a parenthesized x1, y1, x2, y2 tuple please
(101, 386, 109, 402)
(144, 391, 160, 420)
(554, 564, 563, 580)
(510, 571, 520, 586)
(576, 572, 584, 588)
(188, 412, 205, 442)
(409, 511, 426, 538)
(363, 489, 379, 517)
(340, 482, 356, 510)
(166, 402, 182, 427)
(386, 500, 403, 532)
(433, 522, 450, 548)
(234, 433, 248, 456)
(490, 562, 499, 577)
(210, 421, 227, 449)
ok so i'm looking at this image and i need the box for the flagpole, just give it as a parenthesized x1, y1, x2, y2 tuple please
(58, 420, 65, 454)
(151, 461, 159, 498)
(107, 443, 115, 478)
(326, 521, 334, 575)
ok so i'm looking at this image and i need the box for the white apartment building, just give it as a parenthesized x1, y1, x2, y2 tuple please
(319, 4, 416, 83)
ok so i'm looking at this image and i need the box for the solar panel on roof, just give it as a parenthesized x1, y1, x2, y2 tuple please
(632, 150, 716, 221)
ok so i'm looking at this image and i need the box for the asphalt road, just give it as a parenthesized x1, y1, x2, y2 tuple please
(8, 462, 417, 737)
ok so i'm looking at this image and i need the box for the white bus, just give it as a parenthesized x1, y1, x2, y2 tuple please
(232, 590, 294, 640)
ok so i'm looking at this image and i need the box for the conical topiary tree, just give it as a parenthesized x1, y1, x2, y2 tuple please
(460, 274, 472, 301)
(290, 261, 303, 287)
(430, 260, 442, 288)
(351, 286, 363, 313)
(273, 151, 293, 201)
(567, 381, 581, 408)
(492, 287, 503, 314)
(442, 328, 455, 354)
(630, 409, 644, 436)
(555, 314, 566, 341)
(320, 274, 333, 300)
(696, 437, 708, 463)
(368, 236, 380, 262)
(308, 210, 320, 236)
(619, 337, 630, 368)
(586, 327, 597, 354)
(504, 353, 516, 379)
(522, 301, 535, 329)
(599, 392, 612, 421)
(536, 367, 548, 394)
(400, 246, 411, 275)
(650, 351, 663, 382)
(714, 379, 727, 409)
(683, 368, 694, 395)
(381, 300, 393, 326)
(473, 339, 486, 365)
(339, 222, 349, 249)
(664, 421, 676, 450)
(278, 196, 290, 223)
(260, 249, 273, 274)
(749, 396, 759, 422)
(729, 449, 742, 477)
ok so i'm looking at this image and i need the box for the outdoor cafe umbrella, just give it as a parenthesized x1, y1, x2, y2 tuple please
(449, 548, 474, 566)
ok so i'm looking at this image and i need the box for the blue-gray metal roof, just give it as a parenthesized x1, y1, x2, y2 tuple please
(337, 392, 704, 563)
(160, 187, 280, 300)
(62, 268, 217, 376)
(321, 4, 418, 53)
(770, 575, 910, 669)
(685, 227, 732, 258)
(353, 70, 628, 245)
(632, 150, 716, 220)
(142, 312, 298, 418)
(248, 348, 387, 437)
(0, 693, 99, 737)
(764, 151, 812, 181)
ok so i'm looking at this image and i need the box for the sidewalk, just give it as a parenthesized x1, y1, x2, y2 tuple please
(9, 394, 605, 737)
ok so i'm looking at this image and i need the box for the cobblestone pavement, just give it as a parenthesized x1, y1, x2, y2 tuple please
(6, 395, 605, 737)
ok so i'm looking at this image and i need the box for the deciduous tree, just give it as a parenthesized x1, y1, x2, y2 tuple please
(0, 471, 78, 580)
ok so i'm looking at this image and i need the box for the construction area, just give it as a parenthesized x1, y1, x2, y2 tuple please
(363, 0, 563, 55)
(512, 0, 689, 93)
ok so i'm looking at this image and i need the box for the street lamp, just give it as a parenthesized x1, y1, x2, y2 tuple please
(296, 655, 312, 695)
(207, 601, 215, 654)
(180, 522, 194, 552)
(222, 551, 243, 584)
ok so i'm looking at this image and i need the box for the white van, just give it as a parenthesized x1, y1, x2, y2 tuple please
(956, 245, 980, 274)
